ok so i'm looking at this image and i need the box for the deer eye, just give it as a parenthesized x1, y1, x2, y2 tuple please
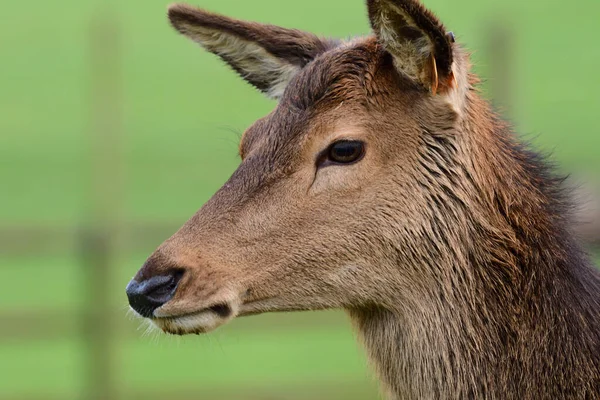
(326, 140, 365, 165)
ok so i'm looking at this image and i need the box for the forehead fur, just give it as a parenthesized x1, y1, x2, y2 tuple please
(280, 37, 391, 110)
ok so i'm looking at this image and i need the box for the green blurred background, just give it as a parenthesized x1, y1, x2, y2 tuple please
(1, 0, 599, 399)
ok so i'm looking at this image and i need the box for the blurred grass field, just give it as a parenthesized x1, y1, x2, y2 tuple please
(1, 0, 599, 399)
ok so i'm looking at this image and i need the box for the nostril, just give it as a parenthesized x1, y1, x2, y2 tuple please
(144, 270, 184, 301)
(126, 269, 184, 318)
(209, 303, 232, 318)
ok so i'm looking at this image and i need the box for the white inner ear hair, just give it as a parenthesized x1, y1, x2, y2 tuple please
(178, 25, 299, 99)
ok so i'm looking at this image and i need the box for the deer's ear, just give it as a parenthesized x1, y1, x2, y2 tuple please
(168, 4, 334, 99)
(367, 0, 455, 94)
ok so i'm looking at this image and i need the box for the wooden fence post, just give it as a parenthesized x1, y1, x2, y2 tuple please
(81, 8, 123, 400)
(485, 20, 515, 120)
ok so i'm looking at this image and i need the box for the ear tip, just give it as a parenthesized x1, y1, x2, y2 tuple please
(167, 3, 211, 28)
(167, 3, 190, 17)
(167, 3, 190, 27)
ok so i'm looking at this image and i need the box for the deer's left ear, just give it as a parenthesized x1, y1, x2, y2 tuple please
(168, 4, 334, 100)
(368, 0, 455, 94)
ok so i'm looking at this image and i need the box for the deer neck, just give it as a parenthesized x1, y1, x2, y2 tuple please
(348, 241, 599, 399)
(347, 263, 505, 400)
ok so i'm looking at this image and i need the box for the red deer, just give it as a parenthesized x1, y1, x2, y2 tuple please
(126, 0, 600, 398)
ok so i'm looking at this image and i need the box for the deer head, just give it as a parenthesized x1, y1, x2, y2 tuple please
(126, 0, 491, 334)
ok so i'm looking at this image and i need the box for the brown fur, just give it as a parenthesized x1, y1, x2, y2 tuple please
(130, 1, 600, 398)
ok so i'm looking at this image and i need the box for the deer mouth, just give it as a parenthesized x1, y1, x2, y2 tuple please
(152, 302, 237, 335)
(148, 292, 278, 335)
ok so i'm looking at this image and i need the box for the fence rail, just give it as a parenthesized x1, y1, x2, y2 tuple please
(0, 222, 180, 256)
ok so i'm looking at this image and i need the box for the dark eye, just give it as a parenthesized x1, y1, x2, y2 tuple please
(326, 140, 365, 164)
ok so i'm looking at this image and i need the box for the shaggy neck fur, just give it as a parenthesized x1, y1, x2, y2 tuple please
(348, 86, 600, 400)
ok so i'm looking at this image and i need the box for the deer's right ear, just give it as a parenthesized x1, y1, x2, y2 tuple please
(367, 0, 455, 94)
(168, 4, 334, 100)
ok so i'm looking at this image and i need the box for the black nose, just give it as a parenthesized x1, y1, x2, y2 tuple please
(126, 271, 183, 318)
